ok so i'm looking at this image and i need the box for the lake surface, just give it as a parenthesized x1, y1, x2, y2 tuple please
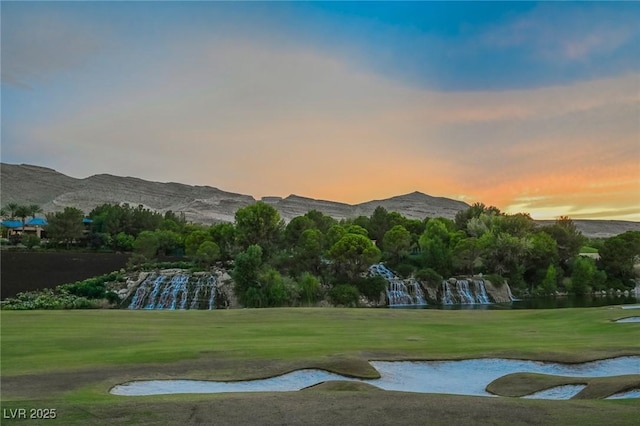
(391, 294, 639, 310)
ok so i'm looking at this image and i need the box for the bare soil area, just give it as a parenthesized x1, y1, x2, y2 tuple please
(0, 251, 130, 299)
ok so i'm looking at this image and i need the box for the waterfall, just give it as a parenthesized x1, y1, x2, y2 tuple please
(456, 280, 475, 304)
(370, 263, 427, 307)
(146, 275, 167, 309)
(440, 279, 493, 305)
(473, 280, 491, 304)
(442, 281, 455, 305)
(127, 271, 218, 310)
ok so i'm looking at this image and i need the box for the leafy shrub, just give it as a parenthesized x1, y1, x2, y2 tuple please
(329, 284, 360, 307)
(2, 289, 95, 310)
(2, 271, 126, 310)
(415, 268, 443, 284)
(353, 276, 387, 302)
(394, 263, 415, 278)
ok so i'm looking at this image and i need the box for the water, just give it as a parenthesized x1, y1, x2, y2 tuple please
(370, 263, 427, 307)
(522, 385, 587, 399)
(391, 296, 639, 310)
(128, 272, 217, 310)
(110, 356, 640, 398)
(615, 317, 640, 323)
(441, 279, 492, 305)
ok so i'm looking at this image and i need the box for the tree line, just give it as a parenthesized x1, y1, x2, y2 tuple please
(3, 201, 639, 306)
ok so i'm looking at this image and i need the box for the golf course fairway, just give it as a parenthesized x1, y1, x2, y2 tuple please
(2, 306, 639, 425)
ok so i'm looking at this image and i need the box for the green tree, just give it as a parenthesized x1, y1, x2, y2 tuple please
(28, 204, 43, 219)
(45, 207, 85, 248)
(482, 232, 532, 289)
(184, 230, 212, 257)
(452, 237, 483, 275)
(304, 209, 336, 233)
(195, 241, 221, 268)
(14, 205, 30, 232)
(232, 244, 264, 305)
(132, 230, 160, 259)
(328, 233, 381, 281)
(454, 202, 501, 232)
(284, 216, 315, 246)
(541, 216, 585, 266)
(210, 222, 236, 261)
(570, 256, 598, 295)
(154, 229, 182, 256)
(234, 202, 284, 257)
(345, 224, 369, 237)
(495, 213, 535, 237)
(293, 228, 325, 275)
(112, 232, 135, 251)
(325, 224, 347, 248)
(539, 264, 558, 296)
(598, 231, 640, 288)
(368, 206, 390, 247)
(418, 218, 456, 277)
(5, 202, 19, 219)
(382, 225, 412, 264)
(259, 268, 297, 307)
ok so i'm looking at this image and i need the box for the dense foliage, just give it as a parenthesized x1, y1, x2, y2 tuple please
(3, 200, 639, 308)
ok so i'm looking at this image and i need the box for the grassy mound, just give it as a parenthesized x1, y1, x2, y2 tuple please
(487, 373, 640, 399)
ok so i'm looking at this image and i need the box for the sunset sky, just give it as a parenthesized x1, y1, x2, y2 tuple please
(2, 2, 639, 221)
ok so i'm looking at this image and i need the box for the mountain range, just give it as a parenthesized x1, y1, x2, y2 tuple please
(2, 163, 638, 238)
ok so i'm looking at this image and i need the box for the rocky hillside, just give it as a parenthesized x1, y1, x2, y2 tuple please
(1, 163, 469, 223)
(2, 163, 638, 237)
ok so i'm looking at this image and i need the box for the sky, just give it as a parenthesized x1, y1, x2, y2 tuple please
(1, 1, 639, 221)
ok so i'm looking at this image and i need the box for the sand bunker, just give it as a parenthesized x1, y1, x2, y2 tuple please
(111, 356, 640, 399)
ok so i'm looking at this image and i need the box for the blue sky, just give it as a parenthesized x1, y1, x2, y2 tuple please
(2, 1, 639, 220)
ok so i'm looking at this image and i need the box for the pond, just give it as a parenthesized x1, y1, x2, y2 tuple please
(110, 356, 640, 399)
(391, 295, 639, 310)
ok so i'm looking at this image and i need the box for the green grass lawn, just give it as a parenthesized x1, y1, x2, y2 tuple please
(2, 307, 639, 425)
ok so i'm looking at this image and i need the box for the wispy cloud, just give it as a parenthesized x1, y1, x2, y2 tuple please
(2, 3, 638, 220)
(480, 3, 640, 63)
(1, 6, 110, 89)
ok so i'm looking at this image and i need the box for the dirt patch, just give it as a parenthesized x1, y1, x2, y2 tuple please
(0, 251, 130, 299)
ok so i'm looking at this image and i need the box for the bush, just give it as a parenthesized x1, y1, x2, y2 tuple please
(394, 263, 415, 278)
(1, 289, 95, 310)
(2, 271, 126, 310)
(21, 234, 41, 249)
(353, 276, 387, 302)
(297, 273, 321, 306)
(329, 284, 360, 307)
(415, 268, 443, 285)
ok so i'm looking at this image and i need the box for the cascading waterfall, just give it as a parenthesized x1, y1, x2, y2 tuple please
(440, 279, 493, 305)
(473, 279, 491, 304)
(127, 272, 218, 310)
(456, 280, 475, 304)
(442, 281, 455, 305)
(369, 263, 427, 307)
